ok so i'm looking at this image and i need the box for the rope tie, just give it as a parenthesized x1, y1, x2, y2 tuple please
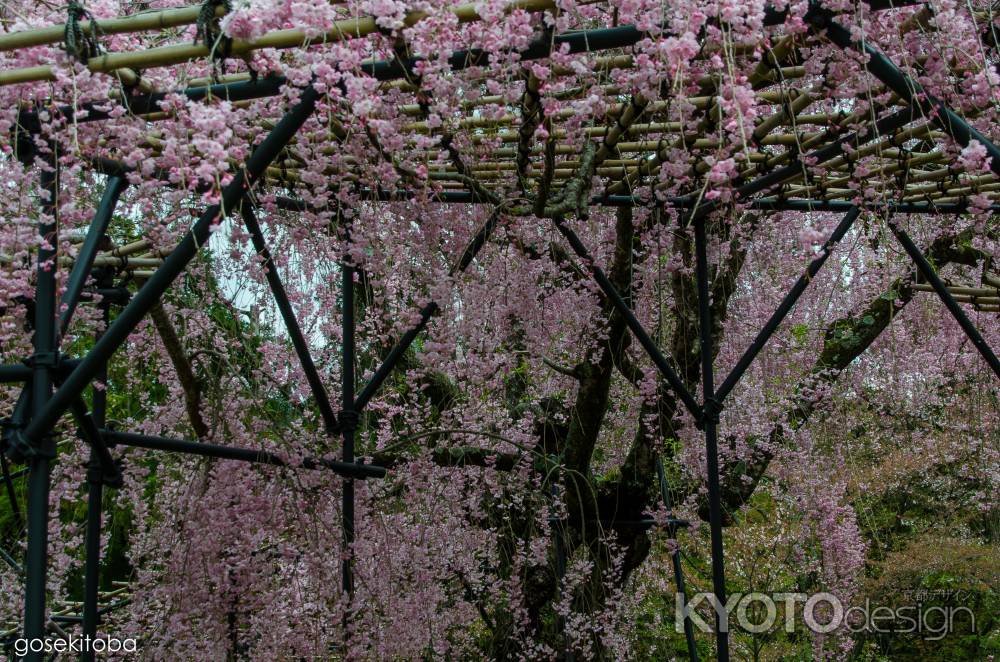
(893, 147, 910, 190)
(195, 0, 233, 59)
(278, 155, 290, 187)
(694, 396, 724, 430)
(64, 1, 101, 63)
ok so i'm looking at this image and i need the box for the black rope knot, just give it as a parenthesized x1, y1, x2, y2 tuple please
(64, 0, 101, 63)
(4, 429, 56, 462)
(700, 396, 723, 427)
(85, 453, 123, 488)
(26, 350, 60, 369)
(195, 0, 234, 58)
(803, 0, 832, 30)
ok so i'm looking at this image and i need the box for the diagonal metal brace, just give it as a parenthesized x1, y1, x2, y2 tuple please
(16, 83, 322, 450)
(353, 207, 503, 413)
(889, 222, 1000, 380)
(823, 15, 1000, 178)
(241, 203, 340, 435)
(551, 217, 702, 419)
(715, 206, 862, 403)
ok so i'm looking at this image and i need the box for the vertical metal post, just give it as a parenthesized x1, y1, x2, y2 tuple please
(656, 457, 699, 662)
(693, 217, 729, 662)
(81, 275, 112, 662)
(341, 239, 356, 599)
(24, 158, 59, 658)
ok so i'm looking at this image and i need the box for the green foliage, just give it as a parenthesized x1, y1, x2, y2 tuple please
(854, 538, 999, 661)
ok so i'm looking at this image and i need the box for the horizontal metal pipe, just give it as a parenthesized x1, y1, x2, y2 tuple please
(17, 23, 655, 131)
(102, 429, 386, 479)
(17, 0, 921, 132)
(273, 190, 995, 213)
(0, 358, 82, 383)
(547, 516, 689, 528)
(0, 364, 32, 383)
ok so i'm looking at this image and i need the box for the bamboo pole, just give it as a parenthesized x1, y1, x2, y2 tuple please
(912, 284, 999, 298)
(0, 0, 555, 87)
(0, 5, 227, 52)
(899, 180, 1000, 203)
(105, 239, 151, 258)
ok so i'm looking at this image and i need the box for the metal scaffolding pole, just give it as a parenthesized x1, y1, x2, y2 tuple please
(550, 217, 702, 419)
(715, 206, 861, 403)
(272, 191, 1000, 213)
(693, 216, 729, 662)
(340, 231, 358, 635)
(59, 176, 127, 334)
(824, 17, 1000, 178)
(9, 0, 917, 134)
(657, 457, 699, 662)
(240, 203, 340, 434)
(0, 450, 21, 533)
(23, 157, 59, 660)
(0, 3, 988, 659)
(81, 271, 112, 662)
(102, 430, 385, 479)
(550, 484, 574, 662)
(353, 207, 503, 414)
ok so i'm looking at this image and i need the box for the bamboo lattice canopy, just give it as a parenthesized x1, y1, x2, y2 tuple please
(2, 0, 999, 216)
